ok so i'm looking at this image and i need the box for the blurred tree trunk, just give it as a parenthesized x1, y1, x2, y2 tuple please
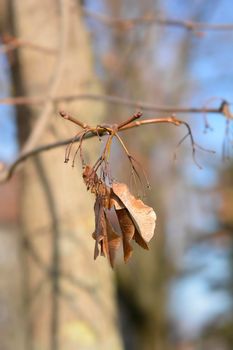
(4, 1, 123, 350)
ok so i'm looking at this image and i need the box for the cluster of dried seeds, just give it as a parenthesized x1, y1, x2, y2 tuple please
(61, 111, 157, 267)
(83, 165, 156, 267)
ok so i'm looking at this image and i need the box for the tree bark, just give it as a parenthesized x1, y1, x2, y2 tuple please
(8, 1, 123, 349)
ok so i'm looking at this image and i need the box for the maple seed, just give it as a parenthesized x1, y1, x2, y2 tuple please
(112, 182, 156, 243)
(82, 165, 156, 267)
(61, 111, 157, 266)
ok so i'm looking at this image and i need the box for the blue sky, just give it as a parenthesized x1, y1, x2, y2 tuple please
(162, 0, 233, 339)
(0, 43, 17, 163)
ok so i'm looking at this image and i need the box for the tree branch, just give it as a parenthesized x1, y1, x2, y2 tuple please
(0, 92, 225, 114)
(83, 8, 233, 32)
(0, 35, 57, 55)
(0, 115, 202, 183)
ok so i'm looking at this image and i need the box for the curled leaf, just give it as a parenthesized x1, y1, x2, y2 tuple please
(105, 215, 121, 267)
(92, 196, 107, 259)
(116, 208, 135, 262)
(104, 206, 122, 236)
(93, 197, 122, 267)
(112, 182, 156, 243)
(84, 166, 156, 266)
(133, 229, 149, 250)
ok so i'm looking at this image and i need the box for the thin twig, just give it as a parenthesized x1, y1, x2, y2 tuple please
(0, 36, 57, 55)
(118, 111, 142, 129)
(0, 93, 225, 114)
(83, 8, 233, 32)
(59, 111, 90, 129)
(0, 115, 205, 183)
(72, 129, 90, 167)
(65, 129, 85, 163)
(0, 132, 90, 182)
(115, 132, 150, 191)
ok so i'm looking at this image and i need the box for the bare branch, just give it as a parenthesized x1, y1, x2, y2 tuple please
(59, 111, 90, 129)
(0, 93, 225, 115)
(119, 116, 186, 130)
(83, 8, 233, 32)
(117, 111, 142, 129)
(0, 115, 207, 183)
(0, 132, 92, 182)
(115, 132, 150, 192)
(0, 35, 57, 55)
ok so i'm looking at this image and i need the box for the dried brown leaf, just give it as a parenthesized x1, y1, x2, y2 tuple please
(116, 208, 135, 262)
(133, 229, 149, 250)
(104, 206, 122, 235)
(110, 192, 125, 210)
(112, 182, 156, 243)
(92, 196, 108, 259)
(83, 165, 98, 192)
(92, 181, 155, 266)
(105, 214, 122, 267)
(93, 197, 123, 266)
